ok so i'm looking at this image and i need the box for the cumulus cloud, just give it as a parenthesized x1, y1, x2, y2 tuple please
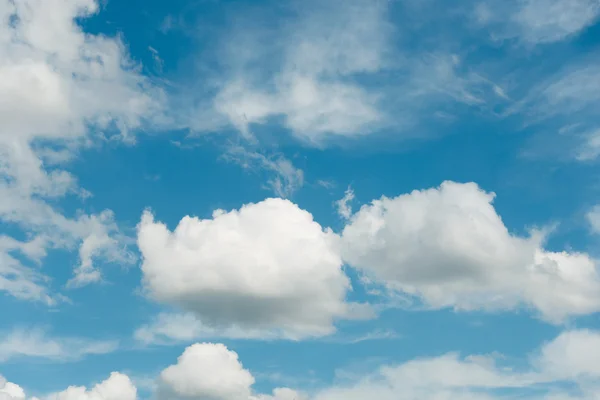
(157, 343, 303, 400)
(0, 376, 26, 399)
(8, 330, 600, 399)
(44, 373, 137, 400)
(0, 328, 118, 363)
(158, 343, 255, 400)
(137, 198, 370, 341)
(340, 181, 600, 322)
(0, 0, 164, 299)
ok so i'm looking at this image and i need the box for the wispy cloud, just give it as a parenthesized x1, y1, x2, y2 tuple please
(475, 0, 600, 45)
(223, 144, 304, 198)
(0, 328, 118, 362)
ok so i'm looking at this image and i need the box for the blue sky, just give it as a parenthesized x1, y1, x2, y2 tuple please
(2, 0, 600, 399)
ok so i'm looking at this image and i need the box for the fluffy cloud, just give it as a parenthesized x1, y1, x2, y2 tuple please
(0, 376, 26, 399)
(0, 0, 163, 299)
(0, 373, 136, 400)
(137, 198, 369, 341)
(44, 373, 137, 400)
(0, 328, 118, 363)
(158, 343, 255, 400)
(157, 343, 303, 400)
(8, 330, 600, 399)
(341, 181, 600, 322)
(535, 330, 600, 381)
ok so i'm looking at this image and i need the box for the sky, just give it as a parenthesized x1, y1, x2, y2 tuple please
(1, 0, 600, 399)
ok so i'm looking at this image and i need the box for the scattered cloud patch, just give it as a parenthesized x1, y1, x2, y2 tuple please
(0, 0, 164, 298)
(0, 328, 118, 362)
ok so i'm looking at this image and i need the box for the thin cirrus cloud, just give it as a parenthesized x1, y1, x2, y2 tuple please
(6, 329, 600, 399)
(475, 0, 600, 45)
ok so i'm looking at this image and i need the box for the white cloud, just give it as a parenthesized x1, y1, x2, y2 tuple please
(0, 0, 164, 299)
(336, 187, 355, 220)
(134, 312, 288, 345)
(210, 0, 389, 143)
(311, 329, 600, 400)
(9, 330, 600, 400)
(507, 62, 600, 161)
(476, 0, 600, 45)
(340, 181, 600, 322)
(1, 372, 136, 400)
(586, 205, 600, 234)
(535, 330, 600, 381)
(158, 343, 255, 400)
(0, 328, 118, 362)
(157, 343, 304, 400)
(191, 0, 506, 145)
(0, 376, 26, 399)
(137, 198, 370, 341)
(513, 0, 600, 44)
(44, 373, 137, 400)
(222, 145, 304, 198)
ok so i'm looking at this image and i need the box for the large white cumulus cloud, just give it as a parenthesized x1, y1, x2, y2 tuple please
(341, 181, 600, 322)
(137, 198, 368, 340)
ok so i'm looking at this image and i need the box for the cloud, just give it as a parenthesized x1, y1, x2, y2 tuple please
(134, 312, 285, 345)
(535, 330, 600, 381)
(8, 330, 600, 399)
(158, 343, 255, 400)
(340, 181, 600, 322)
(157, 343, 304, 400)
(136, 199, 371, 341)
(43, 372, 137, 400)
(0, 328, 118, 362)
(222, 145, 304, 198)
(476, 0, 600, 44)
(0, 0, 164, 299)
(513, 0, 600, 44)
(186, 0, 506, 145)
(586, 205, 600, 234)
(0, 376, 26, 399)
(506, 61, 600, 161)
(336, 187, 355, 220)
(209, 0, 389, 143)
